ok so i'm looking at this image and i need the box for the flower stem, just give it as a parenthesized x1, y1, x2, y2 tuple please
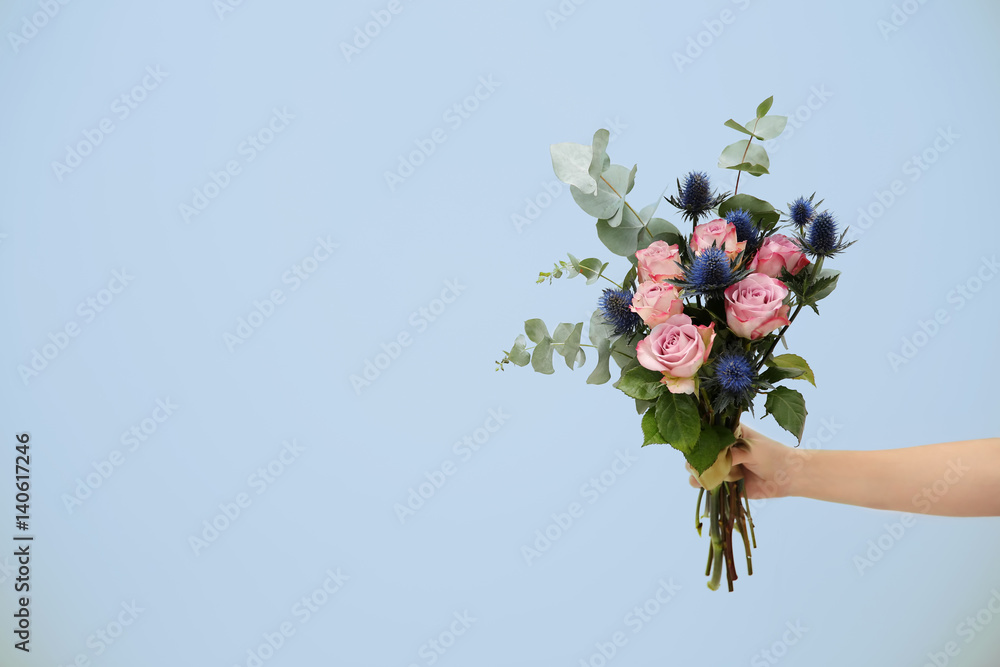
(707, 487, 724, 591)
(732, 117, 761, 197)
(753, 254, 824, 373)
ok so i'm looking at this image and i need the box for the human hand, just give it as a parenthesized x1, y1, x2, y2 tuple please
(687, 424, 803, 499)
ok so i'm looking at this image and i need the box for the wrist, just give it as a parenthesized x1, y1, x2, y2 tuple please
(780, 446, 816, 498)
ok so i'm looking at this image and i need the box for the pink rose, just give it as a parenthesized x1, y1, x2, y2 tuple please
(636, 314, 716, 394)
(691, 219, 746, 260)
(724, 274, 791, 340)
(635, 240, 684, 283)
(749, 234, 810, 278)
(630, 281, 683, 328)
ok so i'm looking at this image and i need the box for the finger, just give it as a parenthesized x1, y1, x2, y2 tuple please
(688, 474, 701, 489)
(730, 445, 750, 466)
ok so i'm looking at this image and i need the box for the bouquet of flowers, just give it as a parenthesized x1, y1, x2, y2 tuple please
(497, 97, 853, 591)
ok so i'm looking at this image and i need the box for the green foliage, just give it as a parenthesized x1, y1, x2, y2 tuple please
(764, 386, 808, 443)
(765, 353, 815, 386)
(641, 408, 667, 446)
(654, 392, 702, 454)
(718, 194, 781, 233)
(719, 140, 770, 176)
(615, 366, 666, 401)
(537, 253, 610, 285)
(688, 425, 737, 475)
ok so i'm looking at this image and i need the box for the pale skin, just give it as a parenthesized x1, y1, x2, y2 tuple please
(687, 425, 1000, 517)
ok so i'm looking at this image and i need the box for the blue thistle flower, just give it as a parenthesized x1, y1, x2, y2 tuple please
(680, 172, 711, 211)
(725, 208, 760, 248)
(788, 196, 815, 227)
(598, 288, 642, 336)
(807, 211, 837, 255)
(665, 171, 729, 225)
(704, 350, 759, 414)
(686, 246, 733, 295)
(714, 353, 755, 396)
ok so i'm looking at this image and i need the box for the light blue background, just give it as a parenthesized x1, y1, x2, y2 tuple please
(1, 0, 999, 665)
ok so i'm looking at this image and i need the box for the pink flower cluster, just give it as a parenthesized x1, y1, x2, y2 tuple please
(631, 221, 809, 394)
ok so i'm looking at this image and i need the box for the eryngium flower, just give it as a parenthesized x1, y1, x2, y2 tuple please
(725, 208, 760, 250)
(788, 196, 815, 227)
(598, 288, 643, 336)
(671, 245, 751, 297)
(705, 351, 759, 413)
(665, 171, 728, 225)
(793, 210, 855, 258)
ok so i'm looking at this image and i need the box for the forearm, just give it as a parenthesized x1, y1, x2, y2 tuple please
(788, 438, 1000, 517)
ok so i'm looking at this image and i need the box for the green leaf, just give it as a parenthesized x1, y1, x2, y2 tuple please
(615, 366, 666, 401)
(718, 140, 770, 175)
(578, 258, 609, 285)
(764, 386, 808, 443)
(623, 263, 638, 291)
(550, 141, 598, 195)
(586, 311, 613, 385)
(686, 425, 737, 475)
(718, 194, 780, 232)
(635, 398, 654, 415)
(759, 365, 804, 384)
(570, 165, 629, 220)
(654, 392, 702, 454)
(638, 217, 684, 252)
(756, 96, 773, 118)
(809, 269, 841, 302)
(596, 202, 644, 257)
(552, 322, 585, 369)
(508, 334, 530, 367)
(531, 338, 555, 374)
(745, 115, 787, 141)
(611, 334, 639, 370)
(767, 354, 815, 387)
(588, 129, 611, 184)
(641, 408, 667, 446)
(524, 319, 550, 344)
(724, 118, 763, 140)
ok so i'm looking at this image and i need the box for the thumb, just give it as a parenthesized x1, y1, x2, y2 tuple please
(730, 442, 751, 467)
